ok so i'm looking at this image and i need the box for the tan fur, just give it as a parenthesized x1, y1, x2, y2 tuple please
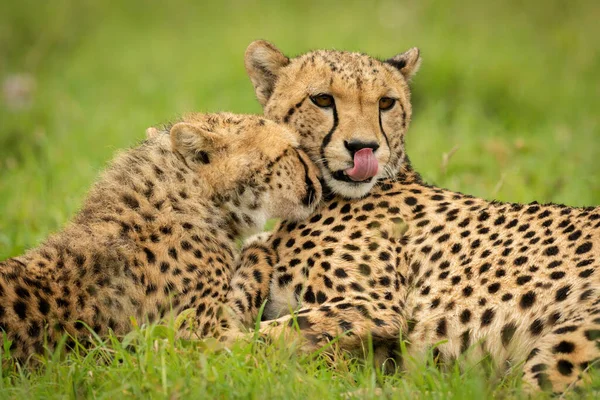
(0, 112, 322, 361)
(235, 41, 600, 393)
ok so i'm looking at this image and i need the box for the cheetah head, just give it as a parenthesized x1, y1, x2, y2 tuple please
(169, 113, 322, 227)
(245, 40, 421, 199)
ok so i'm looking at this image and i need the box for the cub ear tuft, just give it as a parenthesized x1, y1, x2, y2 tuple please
(146, 127, 160, 139)
(385, 47, 422, 81)
(245, 40, 290, 107)
(169, 122, 223, 164)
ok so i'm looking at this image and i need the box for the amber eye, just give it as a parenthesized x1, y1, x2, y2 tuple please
(310, 94, 334, 108)
(379, 97, 396, 111)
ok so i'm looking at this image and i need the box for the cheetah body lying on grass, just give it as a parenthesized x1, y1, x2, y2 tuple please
(230, 41, 600, 392)
(0, 112, 321, 361)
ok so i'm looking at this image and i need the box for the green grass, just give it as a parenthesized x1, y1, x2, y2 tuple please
(1, 0, 599, 397)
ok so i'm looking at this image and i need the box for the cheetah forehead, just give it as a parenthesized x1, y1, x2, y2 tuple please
(290, 50, 403, 86)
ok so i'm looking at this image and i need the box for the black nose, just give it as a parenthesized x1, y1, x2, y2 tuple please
(344, 140, 380, 156)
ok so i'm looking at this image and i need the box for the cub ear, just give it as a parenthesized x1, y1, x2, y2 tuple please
(169, 122, 224, 165)
(245, 40, 290, 107)
(385, 47, 422, 81)
(146, 127, 160, 139)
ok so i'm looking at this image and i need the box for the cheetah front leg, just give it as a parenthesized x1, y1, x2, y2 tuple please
(251, 297, 404, 357)
(226, 233, 277, 327)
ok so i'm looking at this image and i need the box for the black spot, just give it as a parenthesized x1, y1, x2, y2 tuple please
(529, 318, 544, 336)
(531, 363, 547, 373)
(278, 274, 293, 287)
(554, 325, 578, 334)
(557, 360, 574, 376)
(462, 286, 473, 297)
(550, 271, 565, 280)
(322, 217, 334, 225)
(501, 322, 517, 347)
(516, 275, 532, 285)
(143, 248, 156, 264)
(316, 291, 327, 304)
(339, 320, 353, 332)
(479, 263, 491, 274)
(332, 225, 345, 232)
(303, 287, 316, 303)
(358, 264, 371, 275)
(160, 262, 170, 273)
(544, 246, 559, 256)
(362, 203, 375, 211)
(38, 299, 50, 315)
(555, 285, 571, 302)
(460, 309, 471, 324)
(520, 291, 536, 309)
(334, 269, 348, 278)
(451, 243, 462, 254)
(575, 242, 592, 254)
(579, 269, 594, 278)
(553, 341, 575, 354)
(121, 194, 140, 209)
(15, 286, 30, 299)
(302, 241, 316, 249)
(514, 256, 528, 266)
(478, 211, 490, 221)
(436, 318, 447, 337)
(404, 197, 417, 206)
(494, 215, 506, 225)
(488, 282, 501, 294)
(481, 309, 495, 326)
(341, 253, 354, 262)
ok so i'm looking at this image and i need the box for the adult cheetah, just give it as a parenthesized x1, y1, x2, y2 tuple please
(230, 41, 600, 392)
(0, 112, 322, 361)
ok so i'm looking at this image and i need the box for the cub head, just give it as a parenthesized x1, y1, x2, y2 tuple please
(168, 113, 322, 229)
(245, 40, 421, 199)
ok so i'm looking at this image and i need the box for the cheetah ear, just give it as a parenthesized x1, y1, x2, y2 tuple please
(146, 127, 160, 139)
(245, 40, 290, 107)
(169, 122, 225, 165)
(385, 47, 421, 81)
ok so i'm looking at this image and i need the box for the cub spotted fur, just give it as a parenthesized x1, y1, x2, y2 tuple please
(0, 112, 321, 361)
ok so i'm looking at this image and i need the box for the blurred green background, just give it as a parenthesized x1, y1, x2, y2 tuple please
(1, 0, 599, 259)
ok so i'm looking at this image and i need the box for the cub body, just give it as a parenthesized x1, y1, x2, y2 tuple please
(0, 112, 321, 360)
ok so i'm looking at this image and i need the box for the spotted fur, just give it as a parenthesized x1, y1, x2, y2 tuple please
(0, 112, 322, 361)
(235, 41, 600, 393)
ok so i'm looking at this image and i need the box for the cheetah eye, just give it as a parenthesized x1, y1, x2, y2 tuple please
(379, 97, 396, 111)
(310, 94, 334, 108)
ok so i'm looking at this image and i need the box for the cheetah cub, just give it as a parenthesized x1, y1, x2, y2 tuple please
(0, 112, 322, 361)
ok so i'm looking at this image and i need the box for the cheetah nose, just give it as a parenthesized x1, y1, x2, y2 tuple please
(344, 140, 380, 156)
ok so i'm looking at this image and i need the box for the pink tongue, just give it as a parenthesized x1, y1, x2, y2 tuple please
(344, 148, 379, 181)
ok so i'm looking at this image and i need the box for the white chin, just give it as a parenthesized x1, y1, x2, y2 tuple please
(324, 172, 378, 199)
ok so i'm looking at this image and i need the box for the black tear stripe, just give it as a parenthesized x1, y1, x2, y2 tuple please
(295, 149, 317, 207)
(378, 111, 391, 156)
(319, 104, 339, 172)
(399, 102, 407, 128)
